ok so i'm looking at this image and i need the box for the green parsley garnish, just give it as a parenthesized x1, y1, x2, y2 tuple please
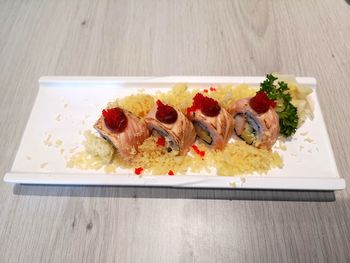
(259, 74, 298, 137)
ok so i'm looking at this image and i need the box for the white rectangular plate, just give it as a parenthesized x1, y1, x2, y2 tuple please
(4, 76, 345, 190)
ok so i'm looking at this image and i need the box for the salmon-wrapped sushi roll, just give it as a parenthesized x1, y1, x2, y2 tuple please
(228, 91, 279, 150)
(94, 107, 150, 160)
(145, 100, 196, 155)
(187, 93, 233, 150)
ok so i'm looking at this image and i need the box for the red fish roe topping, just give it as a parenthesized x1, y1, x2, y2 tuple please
(155, 100, 178, 124)
(203, 89, 208, 93)
(134, 167, 144, 175)
(102, 107, 128, 133)
(210, 87, 216, 92)
(156, 137, 166, 147)
(192, 145, 205, 158)
(249, 91, 276, 114)
(168, 170, 174, 176)
(187, 93, 221, 117)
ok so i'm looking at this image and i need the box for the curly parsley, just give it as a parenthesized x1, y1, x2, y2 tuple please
(259, 74, 298, 137)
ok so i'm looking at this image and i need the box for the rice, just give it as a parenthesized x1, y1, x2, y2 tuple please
(67, 84, 288, 176)
(67, 131, 114, 170)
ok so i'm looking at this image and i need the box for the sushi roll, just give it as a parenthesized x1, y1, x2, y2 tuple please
(145, 100, 196, 155)
(187, 93, 233, 150)
(228, 91, 279, 150)
(94, 107, 150, 160)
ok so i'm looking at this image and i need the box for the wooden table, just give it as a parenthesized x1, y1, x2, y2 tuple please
(1, 1, 349, 262)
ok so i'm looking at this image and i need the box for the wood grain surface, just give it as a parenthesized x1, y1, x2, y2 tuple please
(0, 0, 350, 262)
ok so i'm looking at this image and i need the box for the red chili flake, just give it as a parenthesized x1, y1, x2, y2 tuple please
(134, 167, 144, 175)
(210, 87, 216, 92)
(168, 170, 174, 176)
(155, 100, 178, 124)
(249, 91, 276, 114)
(203, 89, 208, 93)
(156, 137, 166, 147)
(187, 93, 221, 117)
(102, 107, 128, 133)
(191, 145, 205, 158)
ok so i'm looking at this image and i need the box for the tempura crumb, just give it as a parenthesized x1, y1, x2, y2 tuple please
(40, 162, 48, 168)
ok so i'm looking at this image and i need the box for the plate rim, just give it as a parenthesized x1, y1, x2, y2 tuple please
(4, 76, 345, 191)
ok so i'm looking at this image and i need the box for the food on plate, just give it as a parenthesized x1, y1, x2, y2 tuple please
(207, 141, 283, 176)
(260, 74, 312, 137)
(145, 100, 196, 155)
(73, 132, 282, 176)
(108, 94, 154, 117)
(66, 74, 314, 176)
(94, 107, 149, 160)
(83, 130, 114, 163)
(228, 93, 279, 150)
(187, 93, 233, 150)
(273, 74, 313, 127)
(67, 130, 115, 170)
(227, 74, 313, 149)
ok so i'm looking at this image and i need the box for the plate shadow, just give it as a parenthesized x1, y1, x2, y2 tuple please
(13, 184, 336, 202)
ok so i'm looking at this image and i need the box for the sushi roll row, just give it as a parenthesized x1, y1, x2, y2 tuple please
(94, 90, 280, 161)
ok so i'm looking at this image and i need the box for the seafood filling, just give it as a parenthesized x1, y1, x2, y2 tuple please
(234, 113, 261, 145)
(193, 121, 213, 145)
(152, 128, 179, 154)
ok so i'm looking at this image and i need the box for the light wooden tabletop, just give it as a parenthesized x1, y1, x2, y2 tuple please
(1, 1, 350, 262)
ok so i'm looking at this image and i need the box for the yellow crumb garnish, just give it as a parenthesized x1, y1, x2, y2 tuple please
(156, 84, 194, 112)
(44, 134, 53, 146)
(69, 147, 79, 153)
(55, 139, 62, 147)
(304, 137, 313, 143)
(67, 131, 115, 170)
(231, 84, 258, 102)
(40, 162, 48, 168)
(206, 84, 257, 109)
(83, 131, 114, 161)
(67, 151, 106, 170)
(55, 114, 61, 121)
(131, 137, 202, 175)
(155, 83, 258, 112)
(275, 140, 287, 151)
(206, 141, 283, 176)
(204, 85, 236, 109)
(108, 94, 155, 117)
